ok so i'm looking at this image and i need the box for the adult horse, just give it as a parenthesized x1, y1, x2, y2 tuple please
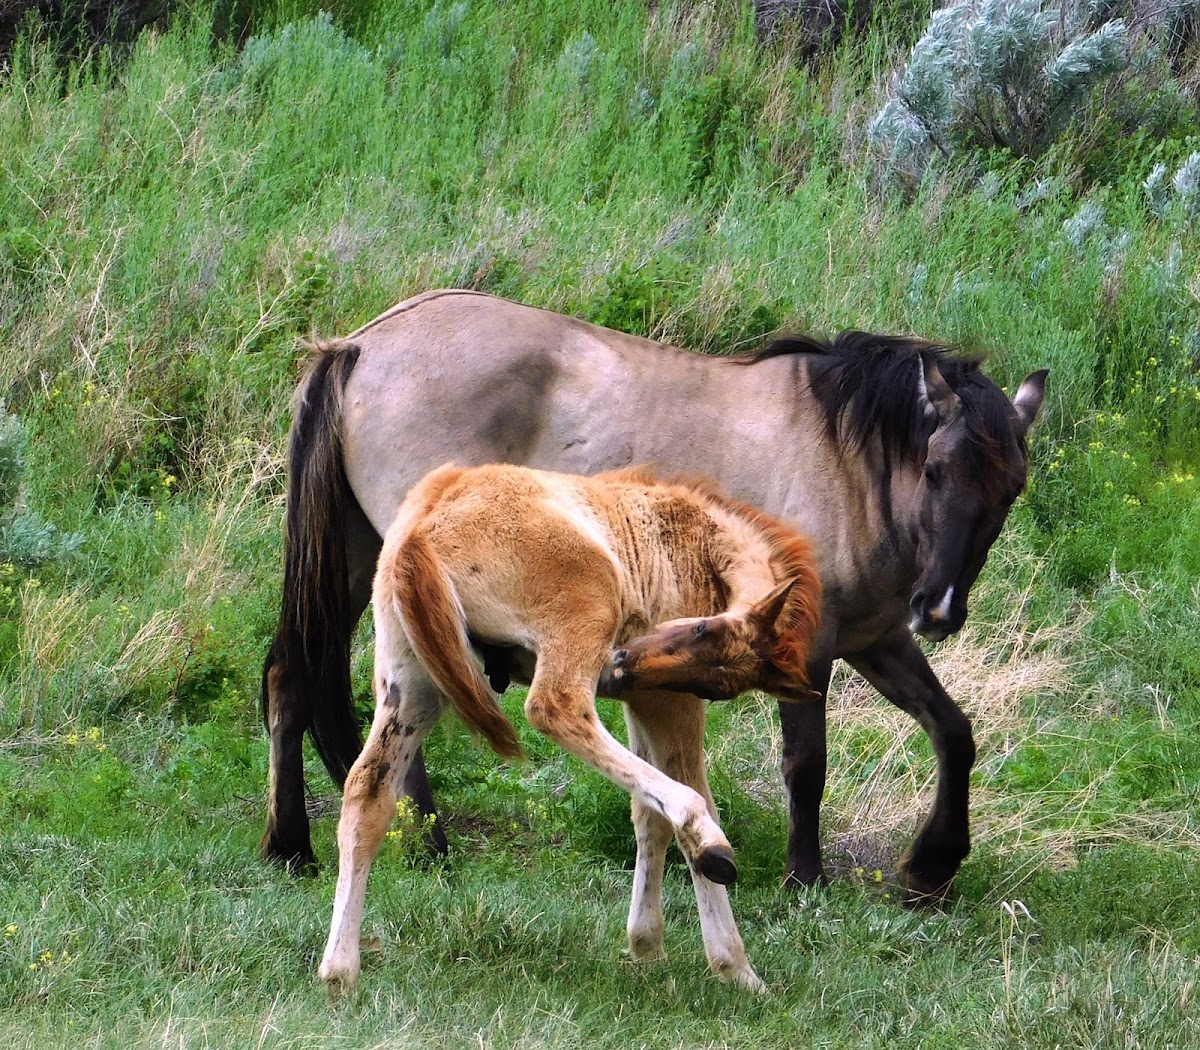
(260, 288, 1046, 901)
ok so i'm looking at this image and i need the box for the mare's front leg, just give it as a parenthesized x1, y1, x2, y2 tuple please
(625, 691, 764, 992)
(846, 628, 975, 904)
(778, 658, 833, 888)
(319, 669, 443, 987)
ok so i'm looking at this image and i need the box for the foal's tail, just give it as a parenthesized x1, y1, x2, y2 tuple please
(262, 339, 367, 787)
(386, 531, 524, 760)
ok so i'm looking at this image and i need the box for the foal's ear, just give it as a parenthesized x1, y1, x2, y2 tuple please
(1012, 368, 1048, 435)
(748, 578, 797, 633)
(774, 683, 823, 703)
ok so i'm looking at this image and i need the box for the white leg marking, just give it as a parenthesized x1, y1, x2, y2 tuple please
(626, 802, 670, 962)
(319, 641, 443, 988)
(690, 874, 766, 993)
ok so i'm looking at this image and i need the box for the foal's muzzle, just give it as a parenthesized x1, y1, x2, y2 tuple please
(598, 649, 632, 697)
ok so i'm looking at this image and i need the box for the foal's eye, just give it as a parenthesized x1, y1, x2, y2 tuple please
(692, 622, 707, 637)
(923, 462, 942, 487)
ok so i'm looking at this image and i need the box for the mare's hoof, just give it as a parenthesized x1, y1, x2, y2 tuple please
(897, 856, 956, 908)
(259, 836, 318, 877)
(782, 864, 828, 891)
(899, 875, 955, 909)
(694, 845, 738, 885)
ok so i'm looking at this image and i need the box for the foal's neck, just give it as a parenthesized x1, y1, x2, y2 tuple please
(701, 504, 782, 615)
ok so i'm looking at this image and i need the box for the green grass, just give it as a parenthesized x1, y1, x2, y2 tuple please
(2, 0, 1200, 1045)
(4, 710, 1200, 1048)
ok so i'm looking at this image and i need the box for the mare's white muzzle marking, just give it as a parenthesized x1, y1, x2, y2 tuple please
(930, 585, 955, 623)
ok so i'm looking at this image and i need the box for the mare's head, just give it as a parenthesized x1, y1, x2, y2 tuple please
(599, 579, 821, 703)
(904, 354, 1046, 640)
(762, 332, 1047, 642)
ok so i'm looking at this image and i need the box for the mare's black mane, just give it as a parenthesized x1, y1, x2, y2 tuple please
(739, 331, 1026, 491)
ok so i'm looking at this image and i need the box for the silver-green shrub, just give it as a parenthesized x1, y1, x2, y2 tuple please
(870, 0, 1130, 186)
(0, 407, 81, 569)
(1143, 151, 1200, 224)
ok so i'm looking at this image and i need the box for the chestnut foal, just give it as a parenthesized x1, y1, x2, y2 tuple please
(319, 464, 820, 992)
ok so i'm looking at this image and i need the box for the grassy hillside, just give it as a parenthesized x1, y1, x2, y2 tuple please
(2, 2, 1199, 1046)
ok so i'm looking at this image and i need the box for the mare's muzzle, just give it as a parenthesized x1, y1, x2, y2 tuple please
(908, 585, 967, 642)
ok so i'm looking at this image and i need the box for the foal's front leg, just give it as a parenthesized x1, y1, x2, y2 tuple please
(524, 651, 761, 989)
(319, 670, 443, 987)
(625, 691, 765, 992)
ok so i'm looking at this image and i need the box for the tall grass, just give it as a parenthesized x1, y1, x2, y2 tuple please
(1, 1, 1199, 1045)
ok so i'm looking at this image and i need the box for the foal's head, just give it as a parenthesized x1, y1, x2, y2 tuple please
(599, 579, 821, 703)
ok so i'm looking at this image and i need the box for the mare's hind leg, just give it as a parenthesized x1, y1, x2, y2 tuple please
(847, 628, 975, 904)
(261, 503, 380, 873)
(320, 664, 443, 988)
(260, 646, 319, 873)
(625, 692, 764, 992)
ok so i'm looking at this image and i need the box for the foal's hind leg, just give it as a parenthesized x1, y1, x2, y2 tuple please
(320, 664, 443, 988)
(524, 648, 732, 879)
(625, 692, 765, 992)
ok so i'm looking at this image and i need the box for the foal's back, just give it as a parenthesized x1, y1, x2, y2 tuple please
(395, 463, 744, 644)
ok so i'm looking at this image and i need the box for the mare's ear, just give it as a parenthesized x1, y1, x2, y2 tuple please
(1012, 369, 1048, 435)
(917, 355, 960, 425)
(748, 578, 797, 634)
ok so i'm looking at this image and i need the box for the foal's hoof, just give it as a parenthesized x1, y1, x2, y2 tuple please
(318, 959, 360, 993)
(693, 845, 738, 885)
(728, 967, 768, 995)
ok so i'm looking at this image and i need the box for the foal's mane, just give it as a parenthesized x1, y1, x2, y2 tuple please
(737, 331, 1027, 496)
(595, 466, 822, 683)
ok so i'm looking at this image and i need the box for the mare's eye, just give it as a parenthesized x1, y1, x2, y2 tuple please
(923, 462, 942, 487)
(692, 622, 706, 637)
